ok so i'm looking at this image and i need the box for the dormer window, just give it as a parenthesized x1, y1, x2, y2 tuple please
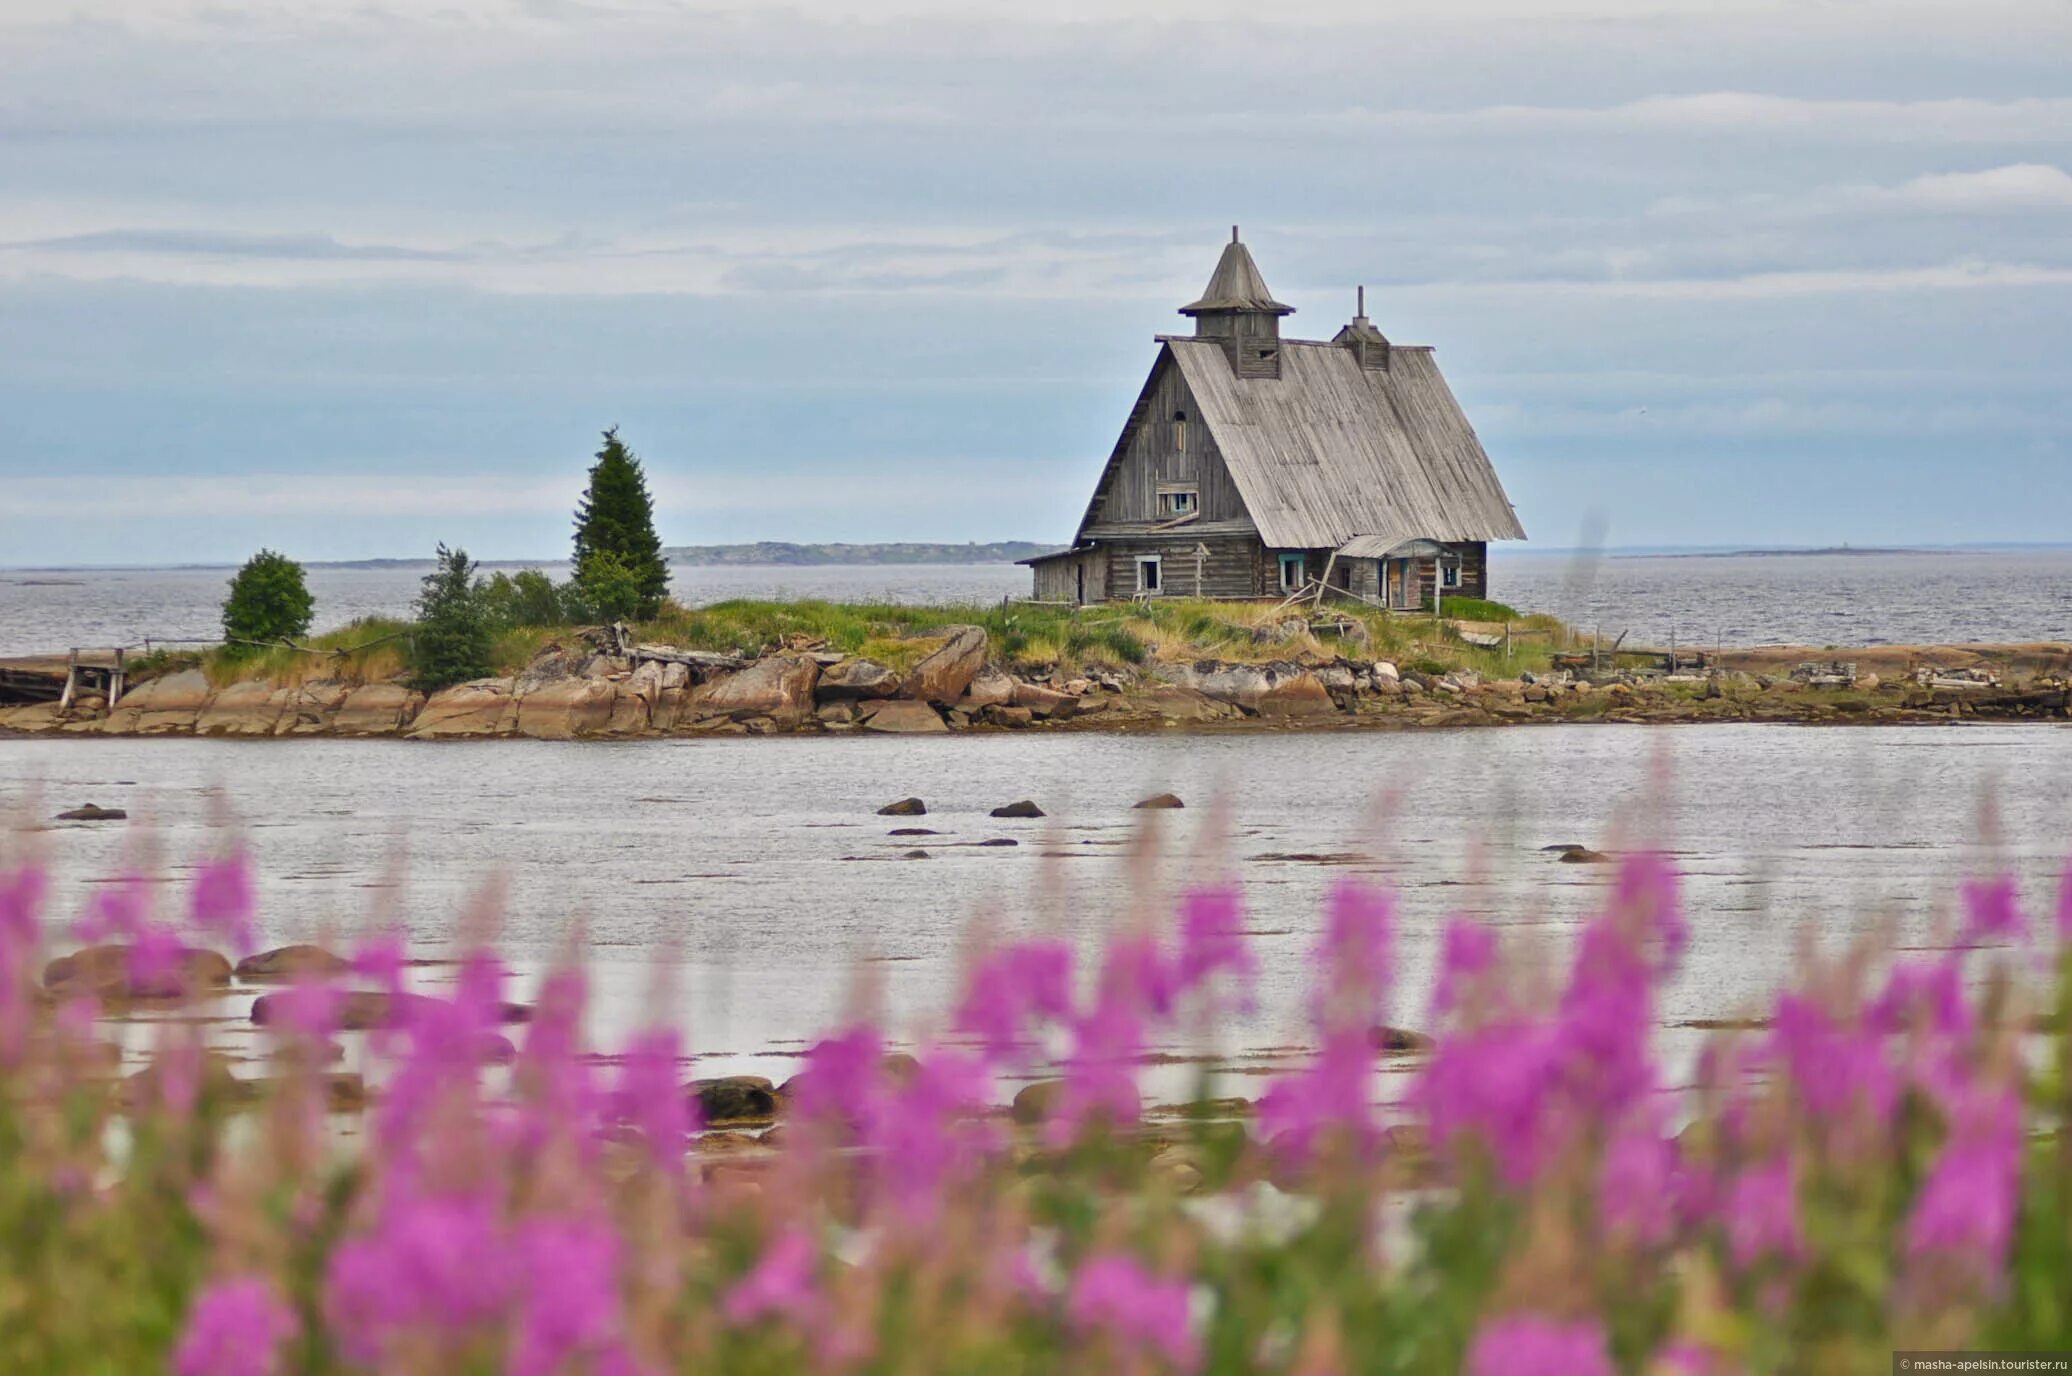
(1158, 486, 1198, 518)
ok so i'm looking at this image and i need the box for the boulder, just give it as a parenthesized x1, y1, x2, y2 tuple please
(877, 797, 927, 816)
(332, 683, 423, 736)
(690, 1075, 780, 1127)
(408, 679, 519, 739)
(276, 679, 354, 735)
(604, 682, 652, 735)
(815, 701, 857, 726)
(900, 625, 989, 705)
(515, 678, 618, 739)
(1558, 848, 1612, 865)
(817, 658, 901, 701)
(1154, 659, 1334, 714)
(251, 989, 531, 1031)
(1133, 792, 1184, 810)
(1255, 673, 1337, 718)
(961, 665, 1017, 710)
(990, 800, 1045, 819)
(1011, 682, 1077, 719)
(195, 680, 293, 737)
(1134, 685, 1241, 723)
(1371, 1026, 1435, 1054)
(56, 804, 126, 821)
(235, 945, 350, 982)
(44, 944, 233, 1000)
(1010, 1079, 1064, 1125)
(856, 700, 949, 734)
(101, 668, 213, 734)
(981, 704, 1034, 728)
(0, 704, 64, 733)
(690, 655, 820, 725)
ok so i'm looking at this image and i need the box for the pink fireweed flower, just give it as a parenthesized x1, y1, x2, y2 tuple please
(1554, 917, 1656, 1117)
(1724, 1155, 1803, 1269)
(612, 1026, 688, 1167)
(1066, 1252, 1201, 1372)
(1431, 915, 1496, 1018)
(724, 1228, 821, 1326)
(1101, 932, 1182, 1021)
(1907, 1086, 2020, 1275)
(175, 1275, 299, 1376)
(869, 1044, 996, 1214)
(1315, 877, 1393, 1025)
(1465, 1314, 1615, 1376)
(189, 847, 257, 953)
(508, 1216, 631, 1376)
(1769, 994, 1899, 1132)
(128, 920, 189, 995)
(1611, 850, 1688, 962)
(1599, 1119, 1679, 1247)
(513, 966, 601, 1145)
(0, 863, 47, 1064)
(1959, 873, 2023, 945)
(1868, 957, 1975, 1041)
(1257, 1027, 1376, 1165)
(1417, 1018, 1560, 1184)
(2056, 864, 2072, 941)
(0, 861, 44, 944)
(75, 871, 150, 945)
(953, 937, 1073, 1063)
(1050, 993, 1145, 1145)
(791, 1023, 886, 1130)
(1176, 884, 1255, 998)
(325, 1190, 515, 1360)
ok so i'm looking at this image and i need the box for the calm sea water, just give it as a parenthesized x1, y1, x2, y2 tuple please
(2, 550, 2068, 658)
(6, 726, 2068, 1078)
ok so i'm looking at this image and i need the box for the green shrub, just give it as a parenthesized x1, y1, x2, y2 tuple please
(478, 568, 574, 629)
(220, 549, 314, 648)
(407, 545, 492, 692)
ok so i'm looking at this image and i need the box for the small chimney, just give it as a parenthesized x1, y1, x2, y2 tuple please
(1332, 283, 1391, 371)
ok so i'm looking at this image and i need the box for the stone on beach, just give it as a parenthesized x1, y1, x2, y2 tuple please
(990, 800, 1045, 819)
(1133, 793, 1185, 810)
(877, 797, 927, 816)
(960, 665, 1017, 710)
(899, 625, 989, 705)
(44, 944, 233, 1000)
(816, 657, 902, 700)
(1010, 682, 1077, 719)
(99, 668, 212, 735)
(409, 679, 519, 738)
(689, 654, 820, 726)
(234, 945, 351, 982)
(856, 700, 949, 734)
(515, 678, 619, 739)
(689, 1075, 780, 1126)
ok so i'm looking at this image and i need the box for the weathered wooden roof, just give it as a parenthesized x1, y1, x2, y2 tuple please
(1179, 237, 1294, 317)
(1161, 337, 1526, 550)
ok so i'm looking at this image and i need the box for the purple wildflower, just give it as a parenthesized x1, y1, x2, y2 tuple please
(508, 1216, 629, 1376)
(1465, 1314, 1615, 1376)
(869, 1044, 995, 1214)
(1959, 874, 2023, 945)
(1417, 1018, 1559, 1184)
(1315, 877, 1393, 1025)
(1175, 884, 1255, 997)
(1431, 915, 1496, 1018)
(325, 1191, 515, 1360)
(175, 1275, 299, 1376)
(0, 863, 47, 1064)
(1770, 994, 1899, 1131)
(1868, 957, 1974, 1040)
(1599, 1120, 1678, 1246)
(953, 937, 1073, 1063)
(0, 861, 43, 945)
(189, 848, 257, 953)
(75, 871, 150, 945)
(1555, 918, 1656, 1117)
(1051, 993, 1145, 1144)
(613, 1026, 689, 1168)
(1907, 1087, 2020, 1274)
(790, 1023, 886, 1130)
(1066, 1252, 1200, 1372)
(1724, 1155, 1802, 1269)
(1102, 932, 1182, 1022)
(1256, 1027, 1375, 1165)
(724, 1228, 820, 1326)
(1611, 850, 1688, 961)
(2057, 864, 2072, 941)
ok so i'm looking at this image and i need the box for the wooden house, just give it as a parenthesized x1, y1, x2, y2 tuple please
(1023, 230, 1524, 606)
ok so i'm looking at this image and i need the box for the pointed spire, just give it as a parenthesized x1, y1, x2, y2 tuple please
(1179, 231, 1294, 317)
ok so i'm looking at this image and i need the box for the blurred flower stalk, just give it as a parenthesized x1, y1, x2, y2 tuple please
(0, 819, 2068, 1374)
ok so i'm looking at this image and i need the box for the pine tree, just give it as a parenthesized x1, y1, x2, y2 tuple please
(408, 544, 492, 691)
(571, 426, 669, 620)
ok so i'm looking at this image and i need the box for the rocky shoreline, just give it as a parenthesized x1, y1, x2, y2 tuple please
(2, 625, 2067, 740)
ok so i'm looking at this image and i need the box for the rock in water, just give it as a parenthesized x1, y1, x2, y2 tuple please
(990, 800, 1045, 819)
(1011, 1079, 1064, 1125)
(877, 797, 927, 816)
(689, 1076, 779, 1126)
(235, 945, 350, 982)
(44, 944, 232, 1000)
(1133, 793, 1184, 810)
(56, 804, 126, 821)
(1558, 848, 1612, 864)
(900, 625, 989, 704)
(1371, 1026, 1435, 1053)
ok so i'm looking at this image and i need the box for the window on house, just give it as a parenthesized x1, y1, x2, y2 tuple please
(1158, 487, 1198, 517)
(1440, 560, 1463, 590)
(1278, 553, 1305, 591)
(1135, 556, 1162, 595)
(1172, 410, 1187, 452)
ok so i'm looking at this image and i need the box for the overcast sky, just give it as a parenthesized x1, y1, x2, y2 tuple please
(2, 0, 2068, 565)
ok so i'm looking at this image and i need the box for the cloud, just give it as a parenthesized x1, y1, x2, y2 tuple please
(1889, 164, 2072, 210)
